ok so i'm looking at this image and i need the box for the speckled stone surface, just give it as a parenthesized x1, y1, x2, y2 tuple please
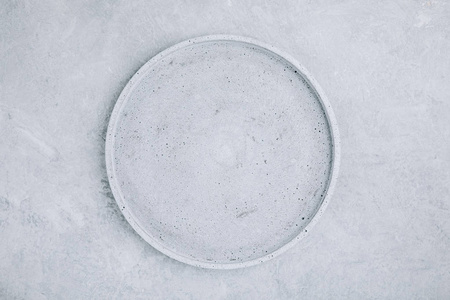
(1, 0, 449, 298)
(106, 36, 338, 268)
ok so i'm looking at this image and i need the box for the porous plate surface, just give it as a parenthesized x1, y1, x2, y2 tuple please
(105, 35, 339, 269)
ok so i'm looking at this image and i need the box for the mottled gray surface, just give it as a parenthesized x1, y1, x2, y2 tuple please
(1, 0, 449, 299)
(108, 37, 336, 268)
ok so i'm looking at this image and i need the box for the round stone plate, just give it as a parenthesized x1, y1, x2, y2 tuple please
(105, 35, 340, 269)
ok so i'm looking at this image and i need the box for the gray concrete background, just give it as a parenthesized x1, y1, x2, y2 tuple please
(1, 0, 449, 299)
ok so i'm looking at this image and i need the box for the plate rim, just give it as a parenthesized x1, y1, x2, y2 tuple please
(105, 34, 341, 269)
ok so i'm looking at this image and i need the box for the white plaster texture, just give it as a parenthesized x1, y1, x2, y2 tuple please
(106, 35, 339, 269)
(0, 0, 449, 299)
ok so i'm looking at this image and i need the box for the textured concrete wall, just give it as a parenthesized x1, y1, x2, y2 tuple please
(1, 0, 449, 299)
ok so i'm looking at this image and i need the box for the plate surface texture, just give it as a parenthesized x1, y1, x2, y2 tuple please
(105, 35, 340, 269)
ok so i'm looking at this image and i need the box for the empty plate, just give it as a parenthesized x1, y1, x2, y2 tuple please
(105, 35, 340, 269)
